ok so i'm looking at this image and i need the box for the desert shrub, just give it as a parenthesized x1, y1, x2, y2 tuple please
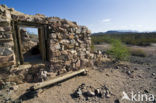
(107, 39, 130, 61)
(90, 39, 95, 52)
(130, 49, 147, 57)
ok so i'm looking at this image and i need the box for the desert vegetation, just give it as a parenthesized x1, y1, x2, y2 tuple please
(129, 48, 147, 57)
(106, 39, 130, 61)
(91, 32, 156, 46)
(91, 32, 156, 60)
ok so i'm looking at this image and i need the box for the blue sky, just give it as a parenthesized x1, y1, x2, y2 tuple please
(1, 0, 156, 33)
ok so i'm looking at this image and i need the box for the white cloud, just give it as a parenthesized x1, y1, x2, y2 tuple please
(102, 18, 111, 23)
(86, 22, 156, 33)
(136, 25, 143, 27)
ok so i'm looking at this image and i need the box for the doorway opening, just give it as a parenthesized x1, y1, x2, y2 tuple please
(19, 27, 42, 63)
(13, 22, 47, 65)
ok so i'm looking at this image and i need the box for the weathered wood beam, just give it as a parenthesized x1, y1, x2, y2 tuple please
(0, 55, 14, 68)
(13, 21, 45, 27)
(0, 55, 13, 63)
(16, 25, 24, 64)
(0, 61, 14, 68)
(32, 69, 87, 90)
(0, 39, 13, 42)
(11, 21, 20, 65)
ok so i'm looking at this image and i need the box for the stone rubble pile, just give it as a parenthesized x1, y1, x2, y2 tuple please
(35, 69, 48, 82)
(94, 50, 108, 60)
(72, 83, 112, 101)
(92, 50, 111, 68)
(25, 65, 49, 83)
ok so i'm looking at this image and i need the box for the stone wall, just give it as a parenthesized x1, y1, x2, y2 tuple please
(48, 19, 92, 73)
(0, 5, 92, 73)
(0, 5, 15, 69)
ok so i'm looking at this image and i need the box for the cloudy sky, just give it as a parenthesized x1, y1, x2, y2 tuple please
(1, 0, 156, 33)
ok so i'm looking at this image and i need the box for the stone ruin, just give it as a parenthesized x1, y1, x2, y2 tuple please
(0, 4, 93, 81)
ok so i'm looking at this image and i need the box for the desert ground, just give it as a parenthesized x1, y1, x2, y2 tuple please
(0, 43, 155, 103)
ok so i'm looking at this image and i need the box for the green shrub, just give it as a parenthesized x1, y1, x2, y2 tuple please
(107, 39, 130, 61)
(90, 39, 95, 52)
(130, 49, 147, 57)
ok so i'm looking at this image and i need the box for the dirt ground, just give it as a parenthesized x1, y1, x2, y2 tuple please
(13, 61, 155, 103)
(1, 44, 156, 103)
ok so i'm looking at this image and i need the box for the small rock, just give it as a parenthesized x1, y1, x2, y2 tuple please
(50, 33, 57, 39)
(95, 89, 101, 94)
(75, 60, 81, 68)
(55, 43, 61, 50)
(77, 88, 82, 97)
(127, 71, 131, 75)
(95, 88, 101, 97)
(86, 90, 95, 97)
(144, 89, 149, 93)
(80, 83, 86, 88)
(10, 85, 18, 91)
(11, 82, 16, 86)
(3, 48, 13, 56)
(114, 99, 120, 103)
(100, 90, 106, 98)
(134, 67, 138, 70)
(9, 8, 14, 11)
(26, 74, 33, 82)
(115, 66, 120, 69)
(0, 27, 5, 32)
(106, 93, 111, 98)
(106, 74, 109, 77)
(152, 73, 156, 76)
(138, 75, 143, 78)
(105, 90, 111, 98)
(147, 68, 151, 70)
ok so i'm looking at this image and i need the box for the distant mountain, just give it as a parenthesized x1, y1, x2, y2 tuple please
(92, 30, 156, 35)
(106, 30, 138, 34)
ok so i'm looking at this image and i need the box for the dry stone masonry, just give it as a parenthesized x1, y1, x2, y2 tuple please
(0, 5, 14, 69)
(48, 21, 92, 73)
(0, 5, 92, 74)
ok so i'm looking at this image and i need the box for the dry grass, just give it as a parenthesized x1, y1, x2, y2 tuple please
(129, 48, 147, 57)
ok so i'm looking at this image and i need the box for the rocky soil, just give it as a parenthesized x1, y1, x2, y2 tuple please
(0, 58, 155, 103)
(0, 44, 156, 103)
